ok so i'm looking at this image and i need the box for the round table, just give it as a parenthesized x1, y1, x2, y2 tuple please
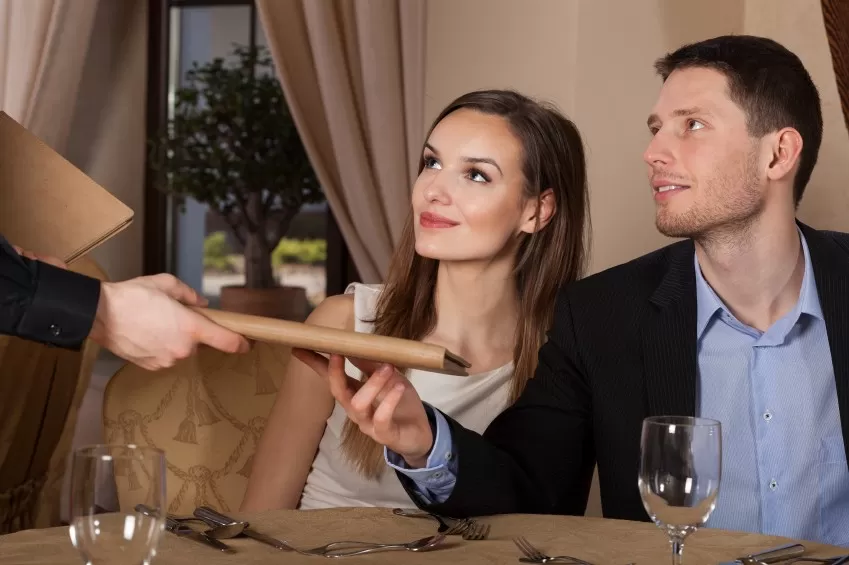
(0, 507, 845, 564)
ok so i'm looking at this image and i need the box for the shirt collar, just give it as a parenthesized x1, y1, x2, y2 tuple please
(694, 227, 823, 339)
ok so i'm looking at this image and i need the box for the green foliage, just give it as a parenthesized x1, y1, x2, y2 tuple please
(148, 44, 325, 288)
(203, 231, 234, 272)
(272, 238, 327, 267)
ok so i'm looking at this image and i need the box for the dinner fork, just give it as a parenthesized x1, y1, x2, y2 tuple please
(461, 521, 491, 540)
(391, 508, 472, 534)
(514, 536, 592, 564)
(513, 537, 637, 565)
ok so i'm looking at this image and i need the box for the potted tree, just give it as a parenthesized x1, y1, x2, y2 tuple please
(150, 44, 323, 320)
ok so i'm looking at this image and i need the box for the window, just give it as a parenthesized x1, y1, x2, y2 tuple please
(144, 0, 358, 314)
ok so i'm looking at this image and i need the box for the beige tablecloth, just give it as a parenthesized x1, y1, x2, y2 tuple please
(0, 507, 845, 564)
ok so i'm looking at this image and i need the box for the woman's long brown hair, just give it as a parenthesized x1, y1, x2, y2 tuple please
(340, 89, 591, 478)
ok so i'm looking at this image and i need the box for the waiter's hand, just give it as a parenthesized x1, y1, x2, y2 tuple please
(12, 245, 67, 269)
(89, 273, 250, 370)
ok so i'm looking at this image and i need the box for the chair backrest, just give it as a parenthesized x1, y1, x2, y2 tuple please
(0, 256, 107, 533)
(102, 341, 290, 514)
(102, 340, 606, 518)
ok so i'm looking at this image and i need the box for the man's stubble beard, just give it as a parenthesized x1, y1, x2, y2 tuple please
(655, 148, 764, 249)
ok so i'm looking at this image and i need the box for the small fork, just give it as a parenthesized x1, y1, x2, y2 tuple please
(461, 521, 491, 540)
(513, 537, 637, 565)
(391, 508, 472, 535)
(513, 536, 594, 564)
(443, 519, 474, 535)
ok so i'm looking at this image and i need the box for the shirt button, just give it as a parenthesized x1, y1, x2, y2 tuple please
(433, 472, 442, 478)
(445, 453, 453, 461)
(769, 479, 778, 490)
(763, 411, 772, 421)
(49, 324, 61, 336)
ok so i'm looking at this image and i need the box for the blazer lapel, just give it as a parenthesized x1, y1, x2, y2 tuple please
(641, 241, 699, 418)
(800, 223, 849, 468)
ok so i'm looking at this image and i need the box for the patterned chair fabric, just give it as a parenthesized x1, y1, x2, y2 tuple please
(102, 341, 290, 514)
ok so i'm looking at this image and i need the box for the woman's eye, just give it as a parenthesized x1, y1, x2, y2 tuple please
(423, 156, 441, 169)
(468, 168, 490, 183)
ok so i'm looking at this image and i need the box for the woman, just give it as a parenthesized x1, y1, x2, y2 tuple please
(240, 89, 590, 511)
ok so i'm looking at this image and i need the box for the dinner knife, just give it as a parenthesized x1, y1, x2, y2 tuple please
(194, 505, 290, 551)
(166, 517, 235, 553)
(719, 543, 805, 564)
(134, 504, 234, 553)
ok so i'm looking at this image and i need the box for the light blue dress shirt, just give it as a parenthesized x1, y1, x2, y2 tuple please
(388, 230, 849, 547)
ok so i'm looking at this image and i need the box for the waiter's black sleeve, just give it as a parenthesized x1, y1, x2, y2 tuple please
(0, 234, 101, 349)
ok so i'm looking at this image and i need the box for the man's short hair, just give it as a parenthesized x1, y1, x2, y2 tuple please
(655, 35, 823, 205)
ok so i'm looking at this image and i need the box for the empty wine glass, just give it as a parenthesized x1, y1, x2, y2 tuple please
(69, 444, 166, 565)
(638, 416, 721, 564)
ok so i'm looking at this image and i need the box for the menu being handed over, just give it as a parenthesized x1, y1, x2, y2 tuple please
(193, 307, 471, 376)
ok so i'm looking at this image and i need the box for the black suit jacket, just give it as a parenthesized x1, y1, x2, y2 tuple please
(397, 222, 849, 521)
(0, 234, 99, 349)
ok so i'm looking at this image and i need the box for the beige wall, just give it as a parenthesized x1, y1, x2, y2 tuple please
(744, 0, 849, 231)
(425, 0, 849, 275)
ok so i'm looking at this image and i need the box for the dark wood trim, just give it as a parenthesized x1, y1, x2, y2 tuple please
(169, 0, 251, 6)
(248, 1, 257, 50)
(143, 0, 170, 275)
(325, 209, 360, 295)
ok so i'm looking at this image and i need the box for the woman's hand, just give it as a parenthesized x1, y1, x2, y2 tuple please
(292, 349, 435, 468)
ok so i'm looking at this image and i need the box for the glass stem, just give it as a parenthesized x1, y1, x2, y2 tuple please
(670, 536, 684, 565)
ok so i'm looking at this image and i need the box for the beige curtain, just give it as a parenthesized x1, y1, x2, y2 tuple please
(63, 0, 148, 282)
(0, 0, 146, 280)
(0, 0, 147, 532)
(256, 0, 427, 283)
(0, 0, 100, 155)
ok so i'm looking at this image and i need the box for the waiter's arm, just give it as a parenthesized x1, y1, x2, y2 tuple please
(0, 234, 99, 349)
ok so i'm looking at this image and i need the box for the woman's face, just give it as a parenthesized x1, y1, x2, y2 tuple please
(412, 108, 545, 263)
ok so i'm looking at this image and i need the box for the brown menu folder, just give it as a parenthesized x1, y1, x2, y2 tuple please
(0, 112, 134, 263)
(193, 307, 471, 376)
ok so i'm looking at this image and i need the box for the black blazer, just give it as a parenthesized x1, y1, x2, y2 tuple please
(397, 222, 849, 521)
(0, 234, 99, 349)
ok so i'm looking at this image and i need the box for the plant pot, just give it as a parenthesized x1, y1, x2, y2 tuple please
(219, 285, 310, 321)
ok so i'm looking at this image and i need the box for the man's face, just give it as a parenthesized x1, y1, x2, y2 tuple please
(644, 67, 765, 239)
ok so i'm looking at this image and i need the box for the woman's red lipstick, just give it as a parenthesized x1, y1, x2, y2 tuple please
(419, 212, 459, 228)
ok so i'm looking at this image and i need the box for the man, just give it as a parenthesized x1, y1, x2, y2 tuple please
(296, 35, 849, 546)
(1, 234, 249, 370)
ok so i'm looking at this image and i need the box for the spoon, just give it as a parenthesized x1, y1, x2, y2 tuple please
(317, 533, 446, 557)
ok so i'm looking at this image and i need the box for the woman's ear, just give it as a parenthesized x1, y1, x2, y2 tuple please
(519, 188, 556, 234)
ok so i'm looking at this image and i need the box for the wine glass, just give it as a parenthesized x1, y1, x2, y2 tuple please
(69, 445, 166, 565)
(638, 416, 721, 564)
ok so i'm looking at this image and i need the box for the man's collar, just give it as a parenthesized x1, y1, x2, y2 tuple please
(694, 227, 823, 339)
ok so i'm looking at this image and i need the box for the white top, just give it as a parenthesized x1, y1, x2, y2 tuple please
(298, 283, 514, 509)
